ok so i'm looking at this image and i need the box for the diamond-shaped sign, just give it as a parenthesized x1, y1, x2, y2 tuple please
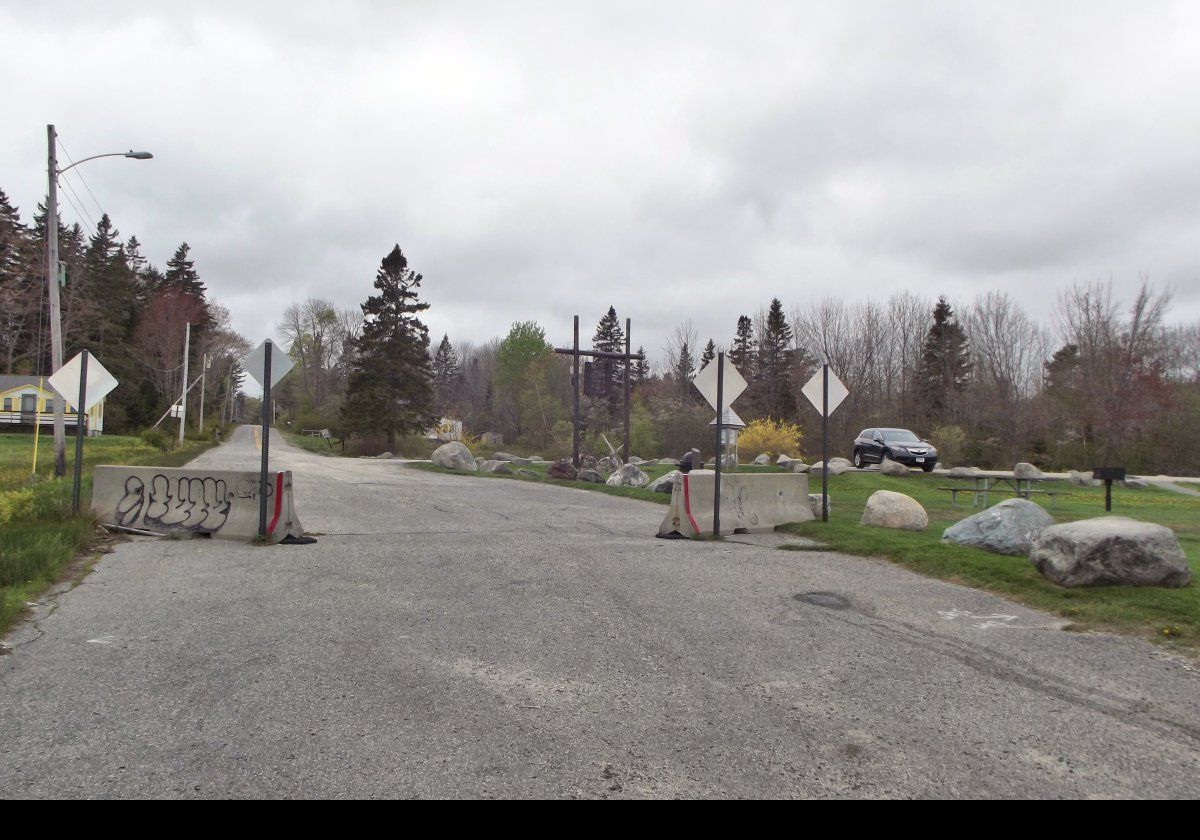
(802, 367, 849, 417)
(242, 339, 294, 390)
(48, 351, 118, 411)
(692, 357, 748, 410)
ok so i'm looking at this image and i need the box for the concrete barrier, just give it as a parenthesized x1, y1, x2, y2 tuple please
(658, 470, 813, 538)
(92, 466, 305, 542)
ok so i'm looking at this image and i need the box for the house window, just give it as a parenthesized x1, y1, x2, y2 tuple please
(2, 398, 11, 411)
(44, 400, 54, 413)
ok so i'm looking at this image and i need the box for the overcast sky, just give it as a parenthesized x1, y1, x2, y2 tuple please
(3, 0, 1198, 370)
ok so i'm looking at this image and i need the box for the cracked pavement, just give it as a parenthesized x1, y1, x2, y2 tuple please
(2, 427, 1199, 798)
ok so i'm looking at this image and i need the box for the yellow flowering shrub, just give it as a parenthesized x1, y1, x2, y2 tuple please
(737, 418, 804, 460)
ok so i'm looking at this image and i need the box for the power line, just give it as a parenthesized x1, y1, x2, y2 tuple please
(56, 138, 108, 223)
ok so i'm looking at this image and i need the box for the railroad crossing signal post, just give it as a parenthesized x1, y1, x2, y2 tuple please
(554, 316, 645, 469)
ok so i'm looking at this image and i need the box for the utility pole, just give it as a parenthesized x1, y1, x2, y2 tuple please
(179, 322, 190, 445)
(45, 125, 66, 477)
(198, 353, 209, 434)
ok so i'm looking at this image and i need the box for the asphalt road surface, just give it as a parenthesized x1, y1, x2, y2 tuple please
(2, 427, 1198, 798)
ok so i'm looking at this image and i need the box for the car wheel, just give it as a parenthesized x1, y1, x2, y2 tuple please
(922, 464, 935, 473)
(852, 450, 864, 469)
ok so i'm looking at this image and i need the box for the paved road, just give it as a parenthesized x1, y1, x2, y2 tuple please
(2, 427, 1198, 798)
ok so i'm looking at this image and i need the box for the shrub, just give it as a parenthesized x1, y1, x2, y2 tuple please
(737, 417, 804, 460)
(930, 425, 967, 467)
(139, 427, 171, 451)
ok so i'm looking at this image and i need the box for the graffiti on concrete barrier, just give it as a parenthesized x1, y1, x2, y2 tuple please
(116, 474, 233, 533)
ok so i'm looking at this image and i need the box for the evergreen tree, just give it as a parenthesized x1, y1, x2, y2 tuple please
(915, 296, 972, 426)
(0, 189, 38, 374)
(673, 340, 696, 388)
(432, 333, 461, 416)
(729, 315, 756, 378)
(754, 298, 796, 418)
(163, 242, 206, 298)
(700, 338, 716, 370)
(341, 245, 436, 451)
(633, 346, 650, 384)
(591, 306, 626, 423)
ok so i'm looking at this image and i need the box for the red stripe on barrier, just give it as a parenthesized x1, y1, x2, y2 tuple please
(682, 474, 701, 535)
(268, 472, 284, 535)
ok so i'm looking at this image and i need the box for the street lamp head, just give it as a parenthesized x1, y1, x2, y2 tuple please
(125, 150, 153, 160)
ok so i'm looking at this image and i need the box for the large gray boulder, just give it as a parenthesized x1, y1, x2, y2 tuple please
(777, 454, 793, 466)
(578, 469, 604, 483)
(480, 460, 512, 474)
(491, 452, 520, 462)
(1068, 470, 1100, 487)
(649, 470, 681, 494)
(1013, 462, 1045, 480)
(808, 494, 831, 519)
(861, 490, 928, 531)
(880, 459, 911, 477)
(431, 441, 478, 472)
(941, 499, 1054, 556)
(1122, 476, 1149, 489)
(1030, 517, 1192, 588)
(810, 459, 853, 476)
(789, 460, 810, 473)
(753, 453, 772, 465)
(606, 463, 650, 488)
(546, 459, 578, 480)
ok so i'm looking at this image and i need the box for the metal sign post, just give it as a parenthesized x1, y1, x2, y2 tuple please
(71, 351, 89, 514)
(258, 341, 273, 540)
(713, 352, 725, 537)
(801, 364, 850, 524)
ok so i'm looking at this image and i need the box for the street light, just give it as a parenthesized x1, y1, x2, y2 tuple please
(45, 124, 153, 477)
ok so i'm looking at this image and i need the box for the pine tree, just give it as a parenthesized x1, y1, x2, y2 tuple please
(754, 298, 796, 418)
(729, 315, 756, 378)
(0, 189, 38, 374)
(915, 296, 972, 426)
(633, 346, 650, 384)
(164, 242, 206, 298)
(591, 306, 626, 423)
(432, 333, 461, 416)
(341, 245, 436, 451)
(700, 339, 716, 370)
(673, 340, 696, 387)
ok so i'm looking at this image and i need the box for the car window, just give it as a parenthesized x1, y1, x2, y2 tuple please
(881, 429, 920, 443)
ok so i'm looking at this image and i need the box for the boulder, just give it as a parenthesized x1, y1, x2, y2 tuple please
(753, 453, 772, 465)
(777, 454, 793, 465)
(1068, 470, 1100, 487)
(627, 456, 645, 465)
(649, 470, 680, 494)
(546, 459, 578, 480)
(1013, 462, 1044, 480)
(860, 490, 928, 531)
(578, 469, 604, 483)
(948, 466, 981, 478)
(1030, 517, 1192, 588)
(492, 451, 520, 462)
(639, 459, 659, 466)
(789, 461, 810, 473)
(810, 459, 853, 476)
(480, 460, 512, 474)
(516, 469, 540, 479)
(597, 455, 623, 475)
(475, 457, 486, 468)
(431, 441, 478, 472)
(1122, 476, 1149, 489)
(376, 451, 394, 459)
(941, 499, 1054, 556)
(606, 463, 650, 488)
(880, 459, 911, 477)
(808, 493, 831, 519)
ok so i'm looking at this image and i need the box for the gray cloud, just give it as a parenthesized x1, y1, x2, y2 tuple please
(3, 0, 1197, 371)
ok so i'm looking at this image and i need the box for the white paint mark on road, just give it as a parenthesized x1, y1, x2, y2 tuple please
(86, 636, 116, 645)
(938, 609, 1020, 629)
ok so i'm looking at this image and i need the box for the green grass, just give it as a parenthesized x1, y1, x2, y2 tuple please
(779, 471, 1200, 652)
(0, 433, 216, 635)
(282, 429, 339, 456)
(412, 457, 1200, 653)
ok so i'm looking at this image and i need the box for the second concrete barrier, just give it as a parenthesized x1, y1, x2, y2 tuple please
(658, 470, 813, 538)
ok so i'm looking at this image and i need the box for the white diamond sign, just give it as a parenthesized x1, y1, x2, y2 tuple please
(242, 340, 294, 390)
(692, 357, 748, 410)
(802, 367, 849, 417)
(48, 351, 118, 411)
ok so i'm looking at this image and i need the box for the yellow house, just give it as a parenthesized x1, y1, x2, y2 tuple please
(0, 375, 105, 435)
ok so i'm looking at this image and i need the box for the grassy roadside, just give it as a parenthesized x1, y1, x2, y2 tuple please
(281, 429, 339, 457)
(0, 433, 217, 635)
(412, 458, 1199, 653)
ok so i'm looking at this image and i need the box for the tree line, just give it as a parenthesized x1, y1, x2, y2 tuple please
(0, 187, 249, 434)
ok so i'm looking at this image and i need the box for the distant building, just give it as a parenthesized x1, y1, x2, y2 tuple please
(0, 375, 105, 435)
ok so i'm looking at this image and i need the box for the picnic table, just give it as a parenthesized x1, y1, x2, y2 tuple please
(939, 474, 1063, 509)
